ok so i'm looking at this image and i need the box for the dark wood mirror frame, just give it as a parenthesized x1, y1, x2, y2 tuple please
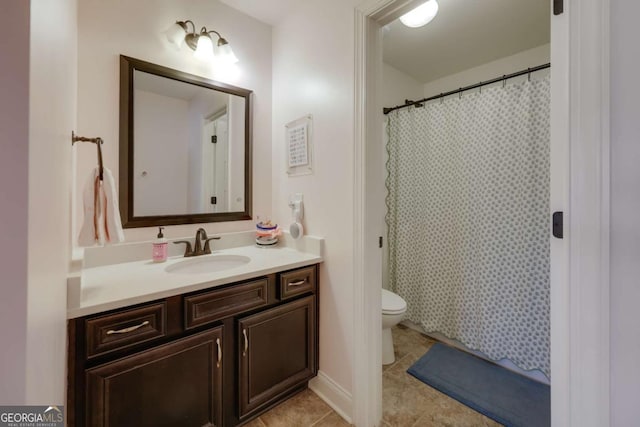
(119, 55, 253, 228)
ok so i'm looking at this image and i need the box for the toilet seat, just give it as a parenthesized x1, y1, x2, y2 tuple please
(382, 288, 407, 315)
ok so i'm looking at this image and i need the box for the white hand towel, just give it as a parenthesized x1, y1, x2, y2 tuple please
(78, 167, 125, 246)
(102, 167, 125, 244)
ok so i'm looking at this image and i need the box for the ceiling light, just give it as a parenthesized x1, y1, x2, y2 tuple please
(400, 0, 439, 28)
(163, 20, 238, 64)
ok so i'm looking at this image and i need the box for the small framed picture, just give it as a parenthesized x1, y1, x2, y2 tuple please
(285, 115, 313, 176)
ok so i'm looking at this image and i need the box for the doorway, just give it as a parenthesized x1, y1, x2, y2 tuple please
(353, 1, 611, 426)
(202, 110, 230, 213)
(383, 2, 550, 424)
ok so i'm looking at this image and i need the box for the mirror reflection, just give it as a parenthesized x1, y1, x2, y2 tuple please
(133, 70, 245, 216)
(119, 56, 252, 228)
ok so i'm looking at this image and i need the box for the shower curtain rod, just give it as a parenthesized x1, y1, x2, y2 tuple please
(383, 63, 551, 115)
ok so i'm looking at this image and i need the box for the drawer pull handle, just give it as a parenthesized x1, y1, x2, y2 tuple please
(288, 280, 306, 287)
(243, 329, 248, 357)
(106, 320, 150, 335)
(216, 338, 222, 368)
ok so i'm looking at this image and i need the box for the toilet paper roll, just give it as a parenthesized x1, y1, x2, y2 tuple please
(289, 222, 304, 240)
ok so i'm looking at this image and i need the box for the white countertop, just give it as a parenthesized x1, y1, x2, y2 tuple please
(67, 232, 323, 319)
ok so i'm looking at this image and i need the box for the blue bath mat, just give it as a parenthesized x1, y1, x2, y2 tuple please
(407, 343, 550, 427)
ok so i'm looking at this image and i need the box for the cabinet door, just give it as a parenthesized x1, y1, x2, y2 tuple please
(238, 296, 316, 418)
(86, 327, 223, 427)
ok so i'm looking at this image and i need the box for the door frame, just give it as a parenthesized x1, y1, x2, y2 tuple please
(352, 1, 611, 426)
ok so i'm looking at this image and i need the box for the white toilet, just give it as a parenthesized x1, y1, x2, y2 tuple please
(382, 288, 407, 365)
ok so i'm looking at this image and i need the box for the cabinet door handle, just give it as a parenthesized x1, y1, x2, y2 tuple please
(106, 320, 150, 335)
(216, 338, 222, 368)
(288, 280, 306, 287)
(242, 329, 248, 357)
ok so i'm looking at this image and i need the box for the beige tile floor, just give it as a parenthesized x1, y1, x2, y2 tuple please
(246, 324, 501, 427)
(242, 388, 350, 427)
(381, 324, 502, 427)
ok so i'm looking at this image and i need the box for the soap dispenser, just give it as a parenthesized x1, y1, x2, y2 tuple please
(152, 227, 168, 263)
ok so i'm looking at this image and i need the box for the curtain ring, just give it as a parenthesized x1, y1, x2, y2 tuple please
(459, 89, 463, 99)
(440, 94, 444, 104)
(502, 75, 507, 88)
(528, 68, 531, 82)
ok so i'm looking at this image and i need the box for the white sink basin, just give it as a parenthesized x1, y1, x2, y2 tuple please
(165, 255, 251, 275)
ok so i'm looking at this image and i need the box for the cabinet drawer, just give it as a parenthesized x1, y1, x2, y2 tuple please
(85, 302, 166, 359)
(184, 278, 269, 329)
(279, 265, 317, 300)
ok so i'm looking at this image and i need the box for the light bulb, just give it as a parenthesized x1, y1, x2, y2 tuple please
(164, 22, 186, 48)
(194, 34, 214, 61)
(399, 0, 439, 28)
(214, 42, 239, 64)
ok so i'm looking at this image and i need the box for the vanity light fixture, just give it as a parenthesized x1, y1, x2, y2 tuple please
(164, 20, 239, 64)
(399, 0, 439, 28)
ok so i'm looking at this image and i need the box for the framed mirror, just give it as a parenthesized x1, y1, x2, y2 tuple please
(119, 55, 252, 228)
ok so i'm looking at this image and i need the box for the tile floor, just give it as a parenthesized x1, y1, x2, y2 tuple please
(242, 388, 350, 427)
(246, 324, 501, 427)
(381, 324, 501, 427)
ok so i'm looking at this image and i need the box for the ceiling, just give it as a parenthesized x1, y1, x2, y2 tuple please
(135, 71, 229, 105)
(136, 71, 200, 100)
(219, 0, 305, 26)
(218, 0, 549, 84)
(383, 0, 550, 83)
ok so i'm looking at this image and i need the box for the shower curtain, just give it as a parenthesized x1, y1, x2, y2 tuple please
(386, 76, 550, 377)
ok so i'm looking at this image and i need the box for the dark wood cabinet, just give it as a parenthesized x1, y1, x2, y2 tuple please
(85, 302, 167, 359)
(85, 328, 223, 427)
(68, 264, 319, 427)
(238, 296, 317, 419)
(278, 266, 316, 301)
(184, 278, 269, 330)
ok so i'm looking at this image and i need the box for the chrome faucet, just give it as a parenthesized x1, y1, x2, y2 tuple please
(174, 228, 221, 257)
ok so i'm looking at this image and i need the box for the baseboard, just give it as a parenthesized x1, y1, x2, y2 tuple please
(309, 370, 353, 424)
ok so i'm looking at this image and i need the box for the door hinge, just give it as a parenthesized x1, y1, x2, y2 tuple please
(378, 236, 383, 248)
(552, 211, 563, 239)
(553, 0, 563, 15)
(210, 196, 217, 205)
(211, 135, 217, 144)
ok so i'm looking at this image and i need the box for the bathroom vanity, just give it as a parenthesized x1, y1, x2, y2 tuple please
(66, 235, 322, 427)
(66, 55, 324, 425)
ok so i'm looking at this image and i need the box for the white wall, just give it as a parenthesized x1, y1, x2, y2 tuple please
(382, 62, 423, 108)
(272, 0, 361, 401)
(0, 0, 76, 406)
(26, 0, 77, 404)
(610, 2, 640, 425)
(76, 0, 272, 242)
(134, 90, 190, 216)
(422, 44, 550, 96)
(0, 0, 30, 405)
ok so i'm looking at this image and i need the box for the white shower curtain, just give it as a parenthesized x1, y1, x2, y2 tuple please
(386, 76, 550, 377)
